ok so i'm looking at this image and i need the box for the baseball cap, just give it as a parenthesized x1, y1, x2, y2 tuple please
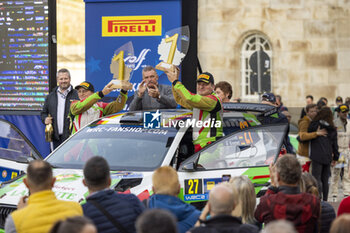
(336, 96, 343, 102)
(337, 104, 349, 113)
(75, 81, 94, 92)
(197, 72, 214, 84)
(262, 93, 276, 103)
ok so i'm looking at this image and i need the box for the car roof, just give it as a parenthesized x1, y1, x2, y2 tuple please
(87, 103, 278, 128)
(90, 109, 192, 127)
(222, 102, 276, 113)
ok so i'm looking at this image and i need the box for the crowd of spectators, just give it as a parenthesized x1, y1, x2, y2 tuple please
(5, 153, 350, 233)
(25, 67, 350, 232)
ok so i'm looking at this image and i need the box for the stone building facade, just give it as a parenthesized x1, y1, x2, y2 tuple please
(57, 0, 85, 87)
(198, 0, 350, 107)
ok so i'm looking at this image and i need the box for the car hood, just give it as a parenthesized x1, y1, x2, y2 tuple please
(0, 169, 148, 206)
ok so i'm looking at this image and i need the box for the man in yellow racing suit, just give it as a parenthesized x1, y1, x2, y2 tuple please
(165, 68, 223, 152)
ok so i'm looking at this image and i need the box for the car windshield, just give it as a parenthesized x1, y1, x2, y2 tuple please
(46, 125, 177, 171)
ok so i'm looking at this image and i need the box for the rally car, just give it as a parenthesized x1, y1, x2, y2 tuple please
(0, 119, 42, 183)
(0, 103, 288, 228)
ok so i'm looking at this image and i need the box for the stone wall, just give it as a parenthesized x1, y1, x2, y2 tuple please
(57, 0, 85, 87)
(198, 0, 350, 107)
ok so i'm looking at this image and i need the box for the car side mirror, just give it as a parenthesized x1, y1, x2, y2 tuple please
(182, 161, 196, 171)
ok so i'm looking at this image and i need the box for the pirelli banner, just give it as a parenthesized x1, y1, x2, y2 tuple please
(85, 0, 197, 109)
(101, 15, 163, 37)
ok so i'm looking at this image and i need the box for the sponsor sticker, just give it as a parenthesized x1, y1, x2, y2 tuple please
(144, 110, 161, 129)
(102, 15, 162, 37)
(86, 126, 168, 135)
(1, 170, 7, 178)
(184, 194, 207, 201)
(203, 178, 222, 193)
(0, 167, 19, 183)
(110, 171, 143, 179)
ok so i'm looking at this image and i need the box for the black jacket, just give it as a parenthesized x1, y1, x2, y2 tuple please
(308, 120, 339, 164)
(320, 201, 336, 233)
(82, 189, 144, 233)
(189, 215, 259, 233)
(40, 86, 79, 141)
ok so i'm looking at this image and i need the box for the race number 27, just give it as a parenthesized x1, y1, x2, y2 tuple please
(184, 179, 203, 195)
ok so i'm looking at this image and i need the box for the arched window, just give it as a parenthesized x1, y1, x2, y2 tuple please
(241, 33, 272, 100)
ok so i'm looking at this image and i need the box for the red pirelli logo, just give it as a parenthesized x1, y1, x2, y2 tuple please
(102, 15, 162, 37)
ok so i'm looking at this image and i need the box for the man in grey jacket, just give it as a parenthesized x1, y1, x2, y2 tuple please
(129, 66, 177, 111)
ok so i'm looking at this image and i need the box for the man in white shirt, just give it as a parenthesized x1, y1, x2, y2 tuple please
(40, 68, 79, 150)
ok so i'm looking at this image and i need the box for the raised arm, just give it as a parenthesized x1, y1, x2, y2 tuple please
(103, 91, 128, 116)
(172, 81, 219, 111)
(70, 93, 100, 116)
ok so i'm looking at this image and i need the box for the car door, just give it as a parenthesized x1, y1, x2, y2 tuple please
(0, 119, 42, 183)
(177, 123, 288, 204)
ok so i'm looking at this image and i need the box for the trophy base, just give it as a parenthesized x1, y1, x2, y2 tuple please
(110, 80, 132, 90)
(156, 62, 175, 72)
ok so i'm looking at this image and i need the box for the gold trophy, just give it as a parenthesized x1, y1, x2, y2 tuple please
(156, 26, 190, 72)
(45, 114, 53, 142)
(109, 41, 133, 90)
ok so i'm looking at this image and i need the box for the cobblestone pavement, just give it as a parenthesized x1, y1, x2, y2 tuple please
(328, 178, 345, 213)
